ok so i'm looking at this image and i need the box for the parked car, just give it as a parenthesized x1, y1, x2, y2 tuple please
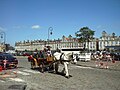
(110, 52, 120, 61)
(0, 53, 18, 69)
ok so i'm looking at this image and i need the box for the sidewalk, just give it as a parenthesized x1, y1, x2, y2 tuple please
(76, 60, 120, 71)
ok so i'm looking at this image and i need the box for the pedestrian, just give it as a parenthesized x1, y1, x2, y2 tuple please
(3, 57, 7, 70)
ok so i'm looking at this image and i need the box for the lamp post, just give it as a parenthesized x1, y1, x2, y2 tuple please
(0, 31, 6, 52)
(48, 27, 53, 46)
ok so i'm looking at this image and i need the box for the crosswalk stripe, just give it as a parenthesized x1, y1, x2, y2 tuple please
(70, 65, 93, 69)
(0, 69, 40, 83)
(0, 80, 5, 82)
(23, 69, 40, 74)
(13, 71, 30, 76)
(9, 78, 25, 82)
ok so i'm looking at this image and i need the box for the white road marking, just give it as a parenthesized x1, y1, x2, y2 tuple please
(0, 80, 5, 83)
(9, 78, 25, 82)
(23, 69, 40, 74)
(13, 71, 30, 76)
(71, 65, 93, 69)
(0, 69, 36, 83)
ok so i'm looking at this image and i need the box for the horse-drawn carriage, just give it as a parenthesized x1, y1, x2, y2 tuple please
(28, 52, 55, 73)
(28, 48, 78, 78)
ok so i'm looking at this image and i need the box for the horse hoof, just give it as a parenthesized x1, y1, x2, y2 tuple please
(65, 76, 70, 79)
(69, 75, 72, 77)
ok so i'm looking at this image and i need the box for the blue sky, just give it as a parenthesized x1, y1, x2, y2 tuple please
(0, 0, 120, 46)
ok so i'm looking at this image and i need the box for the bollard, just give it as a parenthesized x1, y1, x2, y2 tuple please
(100, 62, 103, 66)
(0, 66, 2, 72)
(112, 60, 115, 63)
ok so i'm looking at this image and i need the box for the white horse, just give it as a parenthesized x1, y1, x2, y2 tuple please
(53, 51, 77, 78)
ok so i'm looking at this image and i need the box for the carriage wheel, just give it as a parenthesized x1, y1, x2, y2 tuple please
(47, 61, 54, 71)
(39, 62, 45, 73)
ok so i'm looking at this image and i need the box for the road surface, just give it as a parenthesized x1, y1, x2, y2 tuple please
(0, 56, 120, 90)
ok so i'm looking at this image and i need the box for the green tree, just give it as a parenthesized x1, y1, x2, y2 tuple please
(75, 27, 95, 51)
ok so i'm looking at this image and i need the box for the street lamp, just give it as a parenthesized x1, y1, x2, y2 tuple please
(0, 31, 6, 52)
(48, 27, 53, 46)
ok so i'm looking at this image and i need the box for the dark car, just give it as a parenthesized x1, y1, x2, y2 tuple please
(110, 52, 120, 61)
(0, 53, 18, 69)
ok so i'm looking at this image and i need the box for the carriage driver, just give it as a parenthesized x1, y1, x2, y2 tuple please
(46, 46, 53, 62)
(47, 46, 52, 57)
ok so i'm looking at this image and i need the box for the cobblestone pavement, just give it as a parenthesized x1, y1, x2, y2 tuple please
(0, 57, 120, 90)
(76, 60, 120, 71)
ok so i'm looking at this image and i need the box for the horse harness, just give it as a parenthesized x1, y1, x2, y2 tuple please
(60, 53, 71, 62)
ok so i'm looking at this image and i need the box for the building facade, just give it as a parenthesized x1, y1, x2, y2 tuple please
(15, 35, 83, 51)
(98, 31, 120, 51)
(15, 31, 120, 52)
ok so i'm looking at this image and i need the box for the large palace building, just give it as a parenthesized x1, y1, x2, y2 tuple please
(15, 31, 120, 52)
(15, 35, 83, 51)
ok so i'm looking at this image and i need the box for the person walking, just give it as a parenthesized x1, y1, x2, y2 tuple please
(3, 57, 7, 70)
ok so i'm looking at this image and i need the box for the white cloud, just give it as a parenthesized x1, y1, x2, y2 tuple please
(0, 26, 6, 31)
(31, 25, 40, 29)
